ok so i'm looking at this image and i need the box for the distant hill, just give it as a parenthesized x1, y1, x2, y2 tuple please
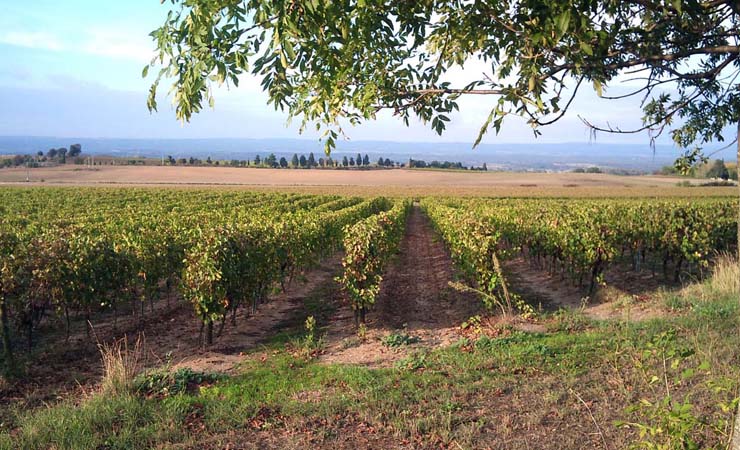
(0, 136, 735, 172)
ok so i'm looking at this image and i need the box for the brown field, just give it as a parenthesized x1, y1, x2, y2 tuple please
(0, 164, 734, 197)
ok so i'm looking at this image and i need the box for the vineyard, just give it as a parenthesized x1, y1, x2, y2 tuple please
(0, 187, 410, 367)
(422, 197, 738, 313)
(1, 188, 735, 369)
(0, 186, 738, 449)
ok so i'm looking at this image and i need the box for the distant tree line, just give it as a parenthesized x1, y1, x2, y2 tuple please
(658, 159, 738, 181)
(163, 152, 402, 169)
(2, 147, 494, 172)
(571, 167, 603, 174)
(408, 159, 487, 171)
(0, 144, 82, 168)
(163, 153, 491, 170)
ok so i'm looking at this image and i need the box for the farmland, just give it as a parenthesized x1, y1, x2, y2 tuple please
(1, 163, 737, 199)
(0, 163, 724, 190)
(0, 186, 738, 449)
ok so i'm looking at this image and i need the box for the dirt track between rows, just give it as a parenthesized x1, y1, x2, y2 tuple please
(321, 206, 481, 366)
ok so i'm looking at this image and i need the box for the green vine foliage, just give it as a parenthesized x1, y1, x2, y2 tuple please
(422, 197, 737, 306)
(337, 199, 411, 325)
(0, 188, 388, 368)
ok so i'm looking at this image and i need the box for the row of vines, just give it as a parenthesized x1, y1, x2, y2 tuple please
(337, 199, 412, 325)
(422, 197, 737, 312)
(0, 187, 391, 370)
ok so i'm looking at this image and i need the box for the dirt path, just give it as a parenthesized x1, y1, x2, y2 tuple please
(321, 206, 482, 366)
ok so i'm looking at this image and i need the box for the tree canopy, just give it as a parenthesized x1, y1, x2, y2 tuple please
(147, 0, 739, 158)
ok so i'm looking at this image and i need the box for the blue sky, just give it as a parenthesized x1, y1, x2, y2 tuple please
(0, 1, 730, 150)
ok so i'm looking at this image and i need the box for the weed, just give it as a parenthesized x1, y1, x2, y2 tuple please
(382, 332, 421, 348)
(135, 367, 226, 397)
(395, 351, 428, 371)
(98, 335, 143, 396)
(664, 295, 693, 311)
(339, 336, 361, 350)
(451, 337, 471, 349)
(357, 323, 368, 341)
(617, 329, 739, 449)
(291, 315, 324, 358)
(548, 308, 591, 333)
(304, 315, 316, 344)
(460, 315, 483, 335)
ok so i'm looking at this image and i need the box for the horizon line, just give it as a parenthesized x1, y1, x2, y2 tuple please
(0, 134, 679, 148)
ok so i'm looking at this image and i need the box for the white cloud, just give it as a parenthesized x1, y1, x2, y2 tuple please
(0, 28, 154, 63)
(80, 29, 155, 63)
(0, 31, 63, 51)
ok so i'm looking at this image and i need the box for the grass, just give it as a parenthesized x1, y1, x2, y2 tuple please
(98, 335, 144, 396)
(665, 253, 739, 312)
(0, 261, 738, 449)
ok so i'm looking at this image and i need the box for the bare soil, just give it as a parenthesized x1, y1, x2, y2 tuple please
(320, 206, 482, 367)
(0, 165, 688, 187)
(505, 255, 672, 321)
(1, 165, 730, 200)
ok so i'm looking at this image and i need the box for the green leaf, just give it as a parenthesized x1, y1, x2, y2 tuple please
(580, 42, 593, 56)
(473, 107, 497, 148)
(556, 10, 570, 35)
(280, 52, 288, 69)
(672, 0, 682, 14)
(592, 79, 602, 97)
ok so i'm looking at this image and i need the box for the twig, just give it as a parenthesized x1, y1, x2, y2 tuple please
(570, 388, 609, 450)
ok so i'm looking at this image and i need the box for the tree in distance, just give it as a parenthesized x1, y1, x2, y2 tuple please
(68, 144, 82, 157)
(265, 153, 278, 167)
(706, 159, 731, 180)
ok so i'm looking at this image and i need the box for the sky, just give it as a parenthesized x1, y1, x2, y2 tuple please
(0, 0, 733, 151)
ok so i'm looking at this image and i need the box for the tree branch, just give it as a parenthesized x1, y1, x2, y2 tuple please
(401, 88, 505, 95)
(548, 45, 740, 77)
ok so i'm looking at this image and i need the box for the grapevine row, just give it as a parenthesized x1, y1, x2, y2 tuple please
(0, 188, 385, 368)
(422, 197, 737, 306)
(337, 199, 412, 325)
